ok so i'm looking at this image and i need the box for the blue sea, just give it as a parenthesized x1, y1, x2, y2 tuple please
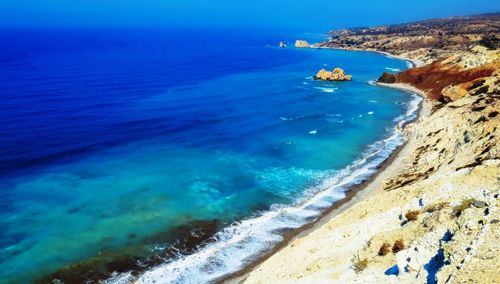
(0, 28, 418, 283)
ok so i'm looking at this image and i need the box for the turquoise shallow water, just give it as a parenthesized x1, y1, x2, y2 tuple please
(0, 29, 416, 283)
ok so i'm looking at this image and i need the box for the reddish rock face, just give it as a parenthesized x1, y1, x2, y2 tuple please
(377, 72, 397, 84)
(394, 61, 499, 101)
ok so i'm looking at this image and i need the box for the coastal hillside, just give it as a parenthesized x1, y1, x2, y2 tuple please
(318, 13, 499, 65)
(239, 14, 499, 284)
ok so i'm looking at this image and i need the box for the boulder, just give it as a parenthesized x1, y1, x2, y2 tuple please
(295, 40, 310, 48)
(472, 200, 487, 208)
(377, 72, 397, 83)
(314, 67, 352, 81)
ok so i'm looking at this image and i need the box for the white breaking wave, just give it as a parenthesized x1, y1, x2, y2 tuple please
(279, 115, 305, 121)
(107, 93, 423, 284)
(314, 87, 337, 93)
(385, 67, 400, 72)
(308, 129, 317, 135)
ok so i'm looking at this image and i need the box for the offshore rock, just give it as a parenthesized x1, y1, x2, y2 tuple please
(314, 67, 352, 81)
(279, 41, 286, 48)
(295, 40, 310, 48)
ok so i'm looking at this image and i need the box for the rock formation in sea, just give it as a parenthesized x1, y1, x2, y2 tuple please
(279, 41, 286, 48)
(295, 40, 310, 48)
(314, 67, 352, 81)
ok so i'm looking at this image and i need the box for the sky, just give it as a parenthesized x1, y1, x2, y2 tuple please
(0, 0, 499, 31)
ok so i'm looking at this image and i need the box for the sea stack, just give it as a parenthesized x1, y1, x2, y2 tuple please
(279, 41, 287, 48)
(295, 40, 310, 48)
(314, 67, 352, 81)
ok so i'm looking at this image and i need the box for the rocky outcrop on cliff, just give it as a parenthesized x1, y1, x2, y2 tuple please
(314, 68, 352, 81)
(295, 40, 310, 48)
(377, 72, 397, 84)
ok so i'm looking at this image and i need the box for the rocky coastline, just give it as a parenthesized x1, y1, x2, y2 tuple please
(229, 14, 499, 284)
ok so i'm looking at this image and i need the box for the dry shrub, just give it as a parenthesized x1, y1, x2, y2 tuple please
(425, 202, 449, 213)
(352, 253, 368, 273)
(392, 239, 405, 253)
(378, 242, 391, 256)
(405, 210, 420, 221)
(452, 198, 474, 217)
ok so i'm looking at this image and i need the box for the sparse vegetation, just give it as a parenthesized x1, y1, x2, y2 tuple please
(352, 253, 368, 273)
(378, 243, 391, 256)
(452, 198, 475, 217)
(479, 34, 498, 50)
(424, 202, 449, 213)
(405, 210, 420, 221)
(392, 239, 405, 253)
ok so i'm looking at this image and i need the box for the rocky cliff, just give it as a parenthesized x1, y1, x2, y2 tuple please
(377, 46, 499, 102)
(238, 13, 500, 284)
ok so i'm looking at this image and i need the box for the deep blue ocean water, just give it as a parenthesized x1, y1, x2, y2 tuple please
(0, 28, 416, 283)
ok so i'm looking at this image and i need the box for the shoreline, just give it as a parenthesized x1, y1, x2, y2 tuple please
(309, 44, 425, 68)
(222, 53, 431, 283)
(239, 17, 500, 282)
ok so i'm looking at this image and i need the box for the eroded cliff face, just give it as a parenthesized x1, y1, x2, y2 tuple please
(378, 47, 499, 102)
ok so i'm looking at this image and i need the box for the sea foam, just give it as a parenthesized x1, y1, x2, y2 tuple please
(314, 87, 337, 93)
(385, 67, 400, 72)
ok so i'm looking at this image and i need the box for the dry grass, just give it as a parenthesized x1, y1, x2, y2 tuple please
(352, 253, 368, 273)
(405, 210, 420, 221)
(378, 243, 391, 256)
(392, 239, 405, 253)
(453, 198, 475, 217)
